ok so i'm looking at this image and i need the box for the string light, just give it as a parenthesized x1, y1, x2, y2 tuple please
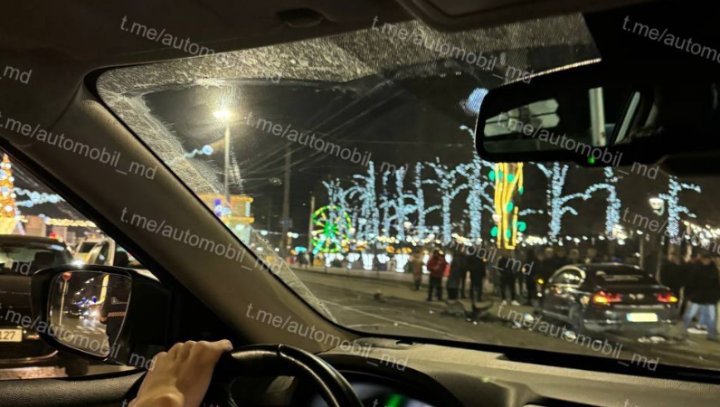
(659, 176, 701, 244)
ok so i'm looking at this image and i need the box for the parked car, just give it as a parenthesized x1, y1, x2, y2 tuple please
(541, 263, 680, 335)
(0, 235, 89, 375)
(75, 238, 142, 269)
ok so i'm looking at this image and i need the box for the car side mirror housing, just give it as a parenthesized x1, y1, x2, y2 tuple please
(30, 265, 171, 367)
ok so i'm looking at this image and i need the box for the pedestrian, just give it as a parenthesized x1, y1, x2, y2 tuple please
(465, 247, 486, 302)
(567, 248, 580, 264)
(426, 249, 447, 301)
(498, 252, 519, 306)
(447, 249, 467, 300)
(524, 250, 538, 306)
(683, 252, 720, 342)
(554, 247, 569, 269)
(408, 250, 424, 291)
(584, 247, 601, 264)
(387, 255, 397, 273)
(660, 251, 683, 297)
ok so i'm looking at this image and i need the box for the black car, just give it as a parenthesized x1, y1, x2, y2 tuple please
(0, 235, 88, 375)
(540, 263, 680, 335)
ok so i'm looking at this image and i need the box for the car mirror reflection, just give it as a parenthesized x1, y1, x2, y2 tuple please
(47, 270, 131, 358)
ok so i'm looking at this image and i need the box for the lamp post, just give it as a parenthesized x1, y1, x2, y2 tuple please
(213, 109, 232, 205)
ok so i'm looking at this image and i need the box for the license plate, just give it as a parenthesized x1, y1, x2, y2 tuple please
(0, 329, 22, 342)
(626, 312, 658, 322)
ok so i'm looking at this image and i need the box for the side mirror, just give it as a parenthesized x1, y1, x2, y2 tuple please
(31, 265, 170, 367)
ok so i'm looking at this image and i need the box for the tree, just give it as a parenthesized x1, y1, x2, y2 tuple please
(535, 163, 620, 240)
(424, 158, 469, 244)
(457, 125, 494, 241)
(660, 176, 701, 244)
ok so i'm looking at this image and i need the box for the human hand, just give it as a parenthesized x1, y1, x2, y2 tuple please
(129, 340, 233, 407)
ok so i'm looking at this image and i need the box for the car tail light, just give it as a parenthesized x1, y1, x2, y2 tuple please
(592, 291, 623, 304)
(656, 292, 678, 303)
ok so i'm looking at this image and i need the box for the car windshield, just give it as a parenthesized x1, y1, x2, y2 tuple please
(98, 14, 720, 372)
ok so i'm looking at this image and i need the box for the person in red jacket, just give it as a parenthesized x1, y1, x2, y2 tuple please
(426, 249, 447, 301)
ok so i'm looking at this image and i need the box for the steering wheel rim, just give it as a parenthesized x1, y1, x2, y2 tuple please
(203, 344, 363, 407)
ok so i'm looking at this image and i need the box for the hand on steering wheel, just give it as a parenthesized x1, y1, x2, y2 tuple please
(128, 340, 363, 407)
(129, 340, 233, 407)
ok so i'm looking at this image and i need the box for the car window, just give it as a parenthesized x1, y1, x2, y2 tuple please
(551, 269, 582, 285)
(592, 268, 656, 285)
(0, 150, 137, 380)
(99, 13, 720, 373)
(77, 242, 95, 252)
(563, 270, 583, 285)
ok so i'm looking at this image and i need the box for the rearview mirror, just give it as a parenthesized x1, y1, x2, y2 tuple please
(31, 265, 170, 366)
(474, 61, 720, 167)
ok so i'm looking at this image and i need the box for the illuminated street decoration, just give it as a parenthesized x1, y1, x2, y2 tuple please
(347, 162, 380, 243)
(600, 168, 621, 236)
(491, 162, 524, 249)
(184, 145, 214, 159)
(0, 155, 18, 218)
(311, 205, 353, 254)
(535, 163, 621, 241)
(409, 163, 439, 240)
(14, 188, 64, 207)
(38, 216, 97, 228)
(458, 125, 494, 241)
(424, 158, 469, 245)
(659, 176, 701, 244)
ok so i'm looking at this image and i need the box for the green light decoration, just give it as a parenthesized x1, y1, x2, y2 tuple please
(311, 205, 353, 255)
(385, 393, 406, 407)
(490, 226, 499, 237)
(517, 221, 527, 232)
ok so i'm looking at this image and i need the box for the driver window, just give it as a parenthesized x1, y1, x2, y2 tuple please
(0, 150, 139, 380)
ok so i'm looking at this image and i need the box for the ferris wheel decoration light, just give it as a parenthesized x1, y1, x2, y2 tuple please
(311, 205, 353, 255)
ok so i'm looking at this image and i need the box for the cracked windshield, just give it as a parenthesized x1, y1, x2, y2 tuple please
(98, 14, 720, 372)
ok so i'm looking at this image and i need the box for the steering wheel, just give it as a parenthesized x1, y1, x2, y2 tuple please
(201, 344, 363, 407)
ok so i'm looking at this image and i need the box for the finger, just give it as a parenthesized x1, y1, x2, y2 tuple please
(189, 340, 232, 367)
(148, 351, 168, 371)
(178, 340, 196, 361)
(167, 342, 183, 361)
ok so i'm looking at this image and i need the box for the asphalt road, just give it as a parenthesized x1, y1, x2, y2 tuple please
(2, 267, 719, 380)
(293, 268, 720, 372)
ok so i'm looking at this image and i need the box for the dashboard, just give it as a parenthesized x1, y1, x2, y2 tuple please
(224, 337, 720, 406)
(307, 374, 436, 407)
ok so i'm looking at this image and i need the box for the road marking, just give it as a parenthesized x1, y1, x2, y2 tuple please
(322, 299, 469, 339)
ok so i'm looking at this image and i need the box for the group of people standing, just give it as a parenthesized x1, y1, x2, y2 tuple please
(405, 249, 488, 302)
(406, 243, 720, 341)
(661, 251, 720, 341)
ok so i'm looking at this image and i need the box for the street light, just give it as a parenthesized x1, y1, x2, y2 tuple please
(213, 109, 233, 205)
(213, 109, 232, 121)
